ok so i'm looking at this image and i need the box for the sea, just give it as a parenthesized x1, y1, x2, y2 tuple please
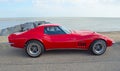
(0, 17, 120, 32)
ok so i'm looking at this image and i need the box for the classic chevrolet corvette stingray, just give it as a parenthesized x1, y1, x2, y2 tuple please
(8, 24, 114, 57)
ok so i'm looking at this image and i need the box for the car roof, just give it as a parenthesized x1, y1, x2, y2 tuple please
(39, 24, 60, 27)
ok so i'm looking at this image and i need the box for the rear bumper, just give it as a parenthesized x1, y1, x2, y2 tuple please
(4, 42, 15, 47)
(112, 41, 116, 44)
(5, 42, 16, 47)
(8, 42, 16, 47)
(8, 42, 24, 49)
(8, 42, 14, 45)
(0, 42, 13, 45)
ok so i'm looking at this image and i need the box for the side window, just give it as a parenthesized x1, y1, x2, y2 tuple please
(44, 26, 65, 35)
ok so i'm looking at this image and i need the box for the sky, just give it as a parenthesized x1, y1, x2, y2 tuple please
(0, 0, 120, 17)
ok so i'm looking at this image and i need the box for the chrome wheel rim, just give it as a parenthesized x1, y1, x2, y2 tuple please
(27, 43, 41, 57)
(93, 41, 106, 54)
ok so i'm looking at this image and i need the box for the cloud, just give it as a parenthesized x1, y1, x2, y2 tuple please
(99, 0, 120, 4)
(0, 0, 120, 17)
(30, 0, 120, 17)
(0, 0, 26, 3)
(32, 0, 100, 10)
(32, 0, 120, 8)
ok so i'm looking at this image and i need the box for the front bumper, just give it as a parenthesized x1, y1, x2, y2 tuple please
(107, 39, 115, 47)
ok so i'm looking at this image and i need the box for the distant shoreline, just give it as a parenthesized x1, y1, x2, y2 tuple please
(0, 17, 120, 21)
(0, 17, 120, 32)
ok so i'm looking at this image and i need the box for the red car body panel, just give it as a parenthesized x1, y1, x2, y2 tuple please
(8, 24, 114, 50)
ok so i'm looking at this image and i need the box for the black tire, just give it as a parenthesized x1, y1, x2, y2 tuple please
(25, 40, 44, 58)
(90, 40, 107, 55)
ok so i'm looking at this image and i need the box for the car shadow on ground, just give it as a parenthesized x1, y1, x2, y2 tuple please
(44, 50, 90, 55)
(0, 47, 92, 58)
(0, 43, 91, 58)
(8, 49, 92, 58)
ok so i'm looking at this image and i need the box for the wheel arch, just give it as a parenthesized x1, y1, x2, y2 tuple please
(89, 38, 107, 49)
(24, 39, 46, 51)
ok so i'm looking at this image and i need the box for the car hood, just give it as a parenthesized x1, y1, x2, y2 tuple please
(71, 30, 95, 36)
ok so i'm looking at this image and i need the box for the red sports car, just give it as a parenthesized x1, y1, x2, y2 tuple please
(8, 24, 114, 57)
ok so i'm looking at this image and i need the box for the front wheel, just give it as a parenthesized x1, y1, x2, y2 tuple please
(25, 40, 44, 58)
(90, 40, 107, 55)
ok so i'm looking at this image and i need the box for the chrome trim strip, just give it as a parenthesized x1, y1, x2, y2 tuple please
(112, 40, 116, 44)
(0, 42, 14, 45)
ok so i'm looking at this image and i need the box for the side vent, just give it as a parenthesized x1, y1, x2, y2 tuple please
(78, 42, 86, 48)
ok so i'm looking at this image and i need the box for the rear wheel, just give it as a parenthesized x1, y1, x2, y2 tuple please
(90, 40, 107, 55)
(25, 40, 44, 58)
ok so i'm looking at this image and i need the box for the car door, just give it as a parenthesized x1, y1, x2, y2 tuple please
(43, 26, 77, 49)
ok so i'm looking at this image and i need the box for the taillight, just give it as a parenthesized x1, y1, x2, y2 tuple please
(8, 34, 16, 42)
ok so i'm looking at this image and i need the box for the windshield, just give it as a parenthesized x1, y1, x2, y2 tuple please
(59, 26, 71, 34)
